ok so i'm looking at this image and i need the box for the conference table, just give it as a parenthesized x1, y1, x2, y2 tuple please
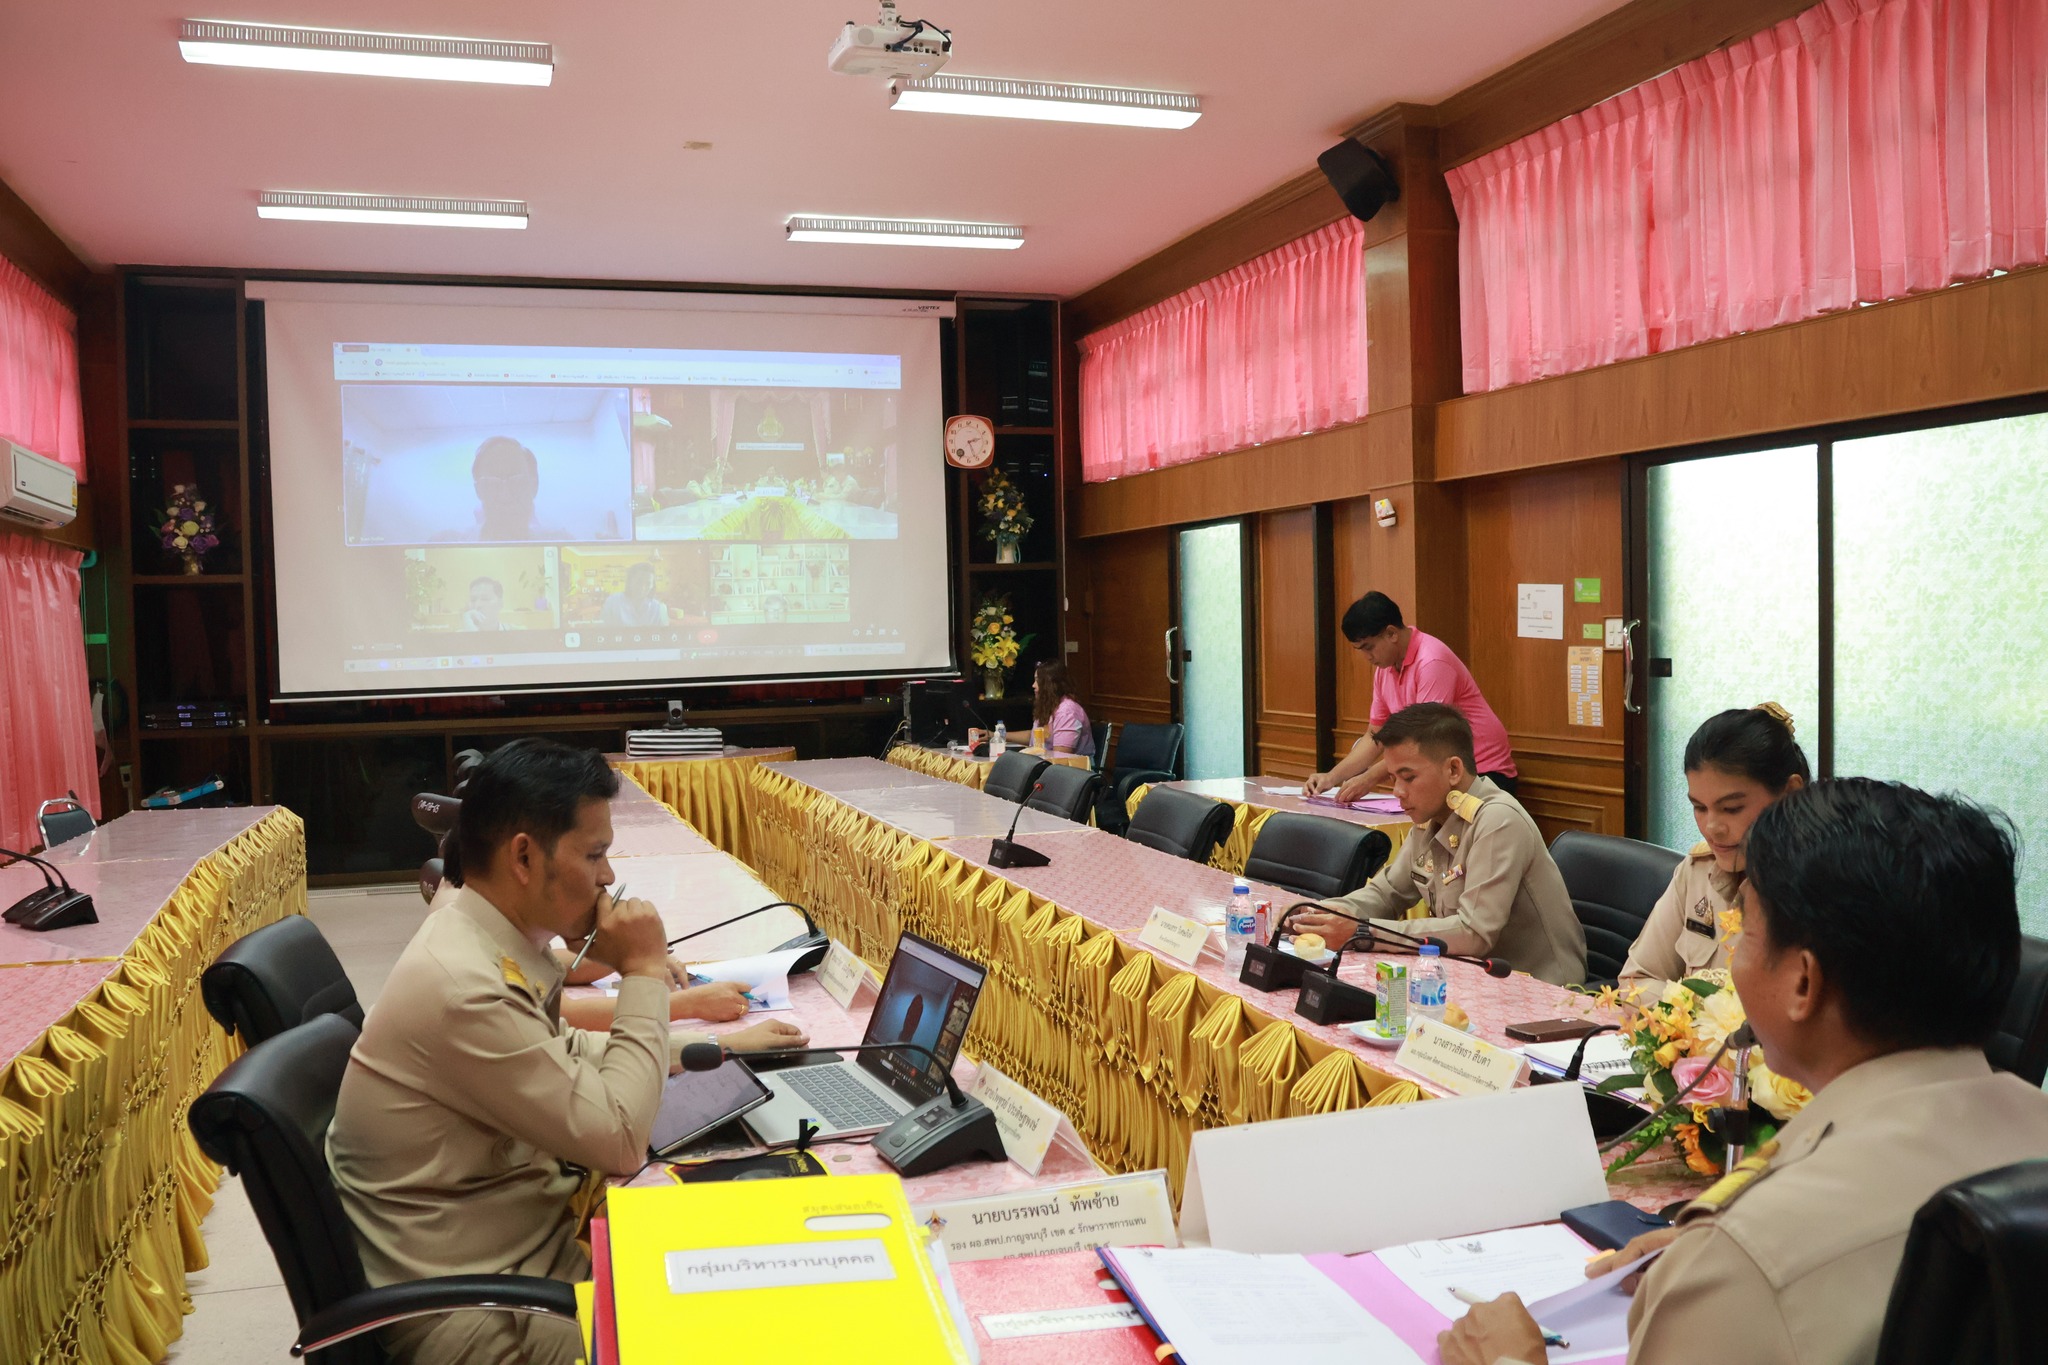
(610, 744, 796, 865)
(887, 742, 1093, 791)
(0, 805, 306, 1365)
(606, 756, 1706, 1363)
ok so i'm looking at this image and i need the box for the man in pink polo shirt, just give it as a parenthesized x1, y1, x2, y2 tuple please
(1305, 592, 1518, 804)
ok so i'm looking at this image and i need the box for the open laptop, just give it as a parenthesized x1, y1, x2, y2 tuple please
(744, 932, 987, 1145)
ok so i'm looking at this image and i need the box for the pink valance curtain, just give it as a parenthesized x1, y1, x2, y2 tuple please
(1078, 217, 1368, 483)
(0, 532, 99, 852)
(0, 254, 85, 479)
(1447, 0, 2048, 392)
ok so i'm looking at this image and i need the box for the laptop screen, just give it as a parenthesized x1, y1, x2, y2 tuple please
(857, 933, 987, 1103)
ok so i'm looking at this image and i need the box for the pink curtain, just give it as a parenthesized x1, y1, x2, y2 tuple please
(1447, 0, 2048, 392)
(0, 532, 99, 852)
(1078, 218, 1368, 483)
(0, 254, 85, 480)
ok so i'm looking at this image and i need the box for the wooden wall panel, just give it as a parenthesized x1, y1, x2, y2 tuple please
(1254, 509, 1318, 780)
(0, 175, 88, 306)
(1069, 527, 1175, 742)
(1438, 265, 2048, 478)
(1461, 461, 1627, 844)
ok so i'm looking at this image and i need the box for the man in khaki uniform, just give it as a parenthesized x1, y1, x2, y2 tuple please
(1617, 841, 1741, 992)
(1440, 779, 2048, 1365)
(327, 740, 801, 1365)
(1291, 703, 1586, 986)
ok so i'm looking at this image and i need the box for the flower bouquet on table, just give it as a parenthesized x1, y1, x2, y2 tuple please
(975, 467, 1033, 562)
(156, 483, 220, 574)
(1594, 966, 1811, 1174)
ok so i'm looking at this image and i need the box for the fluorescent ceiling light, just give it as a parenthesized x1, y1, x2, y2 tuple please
(258, 192, 529, 229)
(785, 216, 1023, 250)
(890, 75, 1200, 129)
(181, 20, 553, 85)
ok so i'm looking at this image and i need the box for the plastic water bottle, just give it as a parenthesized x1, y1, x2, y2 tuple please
(1409, 943, 1449, 1024)
(1224, 878, 1257, 971)
(991, 720, 1007, 757)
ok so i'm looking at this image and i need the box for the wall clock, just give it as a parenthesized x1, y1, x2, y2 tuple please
(944, 414, 995, 469)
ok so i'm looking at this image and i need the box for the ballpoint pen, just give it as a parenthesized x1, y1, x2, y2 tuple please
(565, 883, 627, 976)
(1447, 1287, 1568, 1349)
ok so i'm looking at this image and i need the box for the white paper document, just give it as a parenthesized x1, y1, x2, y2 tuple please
(1179, 1082, 1609, 1254)
(1375, 1223, 1597, 1324)
(1512, 1248, 1664, 1363)
(1517, 583, 1566, 639)
(681, 945, 809, 1011)
(1106, 1247, 1422, 1365)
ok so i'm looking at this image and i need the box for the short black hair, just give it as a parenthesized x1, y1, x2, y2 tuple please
(472, 435, 539, 479)
(1375, 702, 1475, 772)
(1340, 591, 1403, 643)
(1685, 705, 1810, 791)
(468, 576, 503, 597)
(1745, 779, 2020, 1050)
(626, 562, 656, 587)
(454, 739, 620, 880)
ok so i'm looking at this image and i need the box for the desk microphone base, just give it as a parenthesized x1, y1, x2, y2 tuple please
(987, 838, 1050, 869)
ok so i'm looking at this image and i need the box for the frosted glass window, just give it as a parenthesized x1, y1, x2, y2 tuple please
(1834, 413, 2048, 935)
(1646, 448, 1821, 851)
(1178, 523, 1246, 779)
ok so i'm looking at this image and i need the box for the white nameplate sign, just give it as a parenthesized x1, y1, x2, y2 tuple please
(966, 1062, 1067, 1175)
(1137, 905, 1212, 965)
(663, 1238, 895, 1293)
(1394, 1016, 1527, 1095)
(980, 1304, 1146, 1340)
(916, 1172, 1178, 1264)
(815, 939, 870, 1011)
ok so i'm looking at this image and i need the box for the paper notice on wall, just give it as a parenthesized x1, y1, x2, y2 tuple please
(1517, 584, 1565, 639)
(1568, 645, 1604, 727)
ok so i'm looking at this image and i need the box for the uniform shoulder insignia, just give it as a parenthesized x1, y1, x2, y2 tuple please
(1447, 789, 1486, 823)
(1687, 1140, 1780, 1215)
(500, 954, 536, 999)
(1689, 841, 1713, 859)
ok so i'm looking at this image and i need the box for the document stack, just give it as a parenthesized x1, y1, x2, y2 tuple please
(625, 727, 725, 758)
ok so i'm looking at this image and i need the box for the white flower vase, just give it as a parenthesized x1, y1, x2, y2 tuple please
(995, 535, 1021, 564)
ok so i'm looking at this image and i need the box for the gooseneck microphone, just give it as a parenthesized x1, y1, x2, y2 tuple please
(666, 900, 829, 972)
(1292, 901, 1514, 978)
(0, 846, 97, 932)
(987, 783, 1051, 869)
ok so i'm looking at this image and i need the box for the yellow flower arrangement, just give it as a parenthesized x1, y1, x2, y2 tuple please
(975, 467, 1034, 545)
(968, 595, 1032, 676)
(1598, 962, 1808, 1172)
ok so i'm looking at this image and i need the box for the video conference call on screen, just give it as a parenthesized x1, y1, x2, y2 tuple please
(257, 286, 953, 699)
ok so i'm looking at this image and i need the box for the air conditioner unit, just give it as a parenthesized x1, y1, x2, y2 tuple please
(2, 440, 78, 529)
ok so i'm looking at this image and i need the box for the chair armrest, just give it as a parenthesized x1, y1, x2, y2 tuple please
(293, 1275, 578, 1357)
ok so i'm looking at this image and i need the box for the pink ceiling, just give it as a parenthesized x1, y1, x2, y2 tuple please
(0, 1, 1626, 297)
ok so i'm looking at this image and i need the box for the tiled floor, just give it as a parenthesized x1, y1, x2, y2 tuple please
(164, 883, 427, 1364)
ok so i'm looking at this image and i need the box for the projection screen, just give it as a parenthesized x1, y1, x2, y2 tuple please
(251, 282, 954, 700)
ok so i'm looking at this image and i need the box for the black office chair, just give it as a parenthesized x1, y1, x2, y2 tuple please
(1243, 813, 1392, 900)
(1548, 831, 1684, 987)
(1106, 723, 1185, 810)
(1125, 787, 1234, 865)
(1088, 721, 1115, 774)
(1874, 1159, 2048, 1365)
(1023, 764, 1100, 823)
(189, 1015, 577, 1364)
(36, 793, 96, 850)
(983, 751, 1051, 804)
(202, 916, 365, 1047)
(1986, 935, 2048, 1086)
(411, 791, 462, 902)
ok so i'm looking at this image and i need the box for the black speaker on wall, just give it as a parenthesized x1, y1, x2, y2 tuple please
(1318, 139, 1400, 222)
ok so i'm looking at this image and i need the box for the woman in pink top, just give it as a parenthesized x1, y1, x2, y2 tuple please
(1032, 661, 1095, 758)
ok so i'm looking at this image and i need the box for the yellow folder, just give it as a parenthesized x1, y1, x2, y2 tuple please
(605, 1174, 971, 1363)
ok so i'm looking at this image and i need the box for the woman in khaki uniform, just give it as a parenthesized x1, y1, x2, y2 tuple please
(1619, 704, 1807, 992)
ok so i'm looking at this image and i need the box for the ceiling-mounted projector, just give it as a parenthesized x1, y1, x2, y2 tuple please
(830, 1, 951, 78)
